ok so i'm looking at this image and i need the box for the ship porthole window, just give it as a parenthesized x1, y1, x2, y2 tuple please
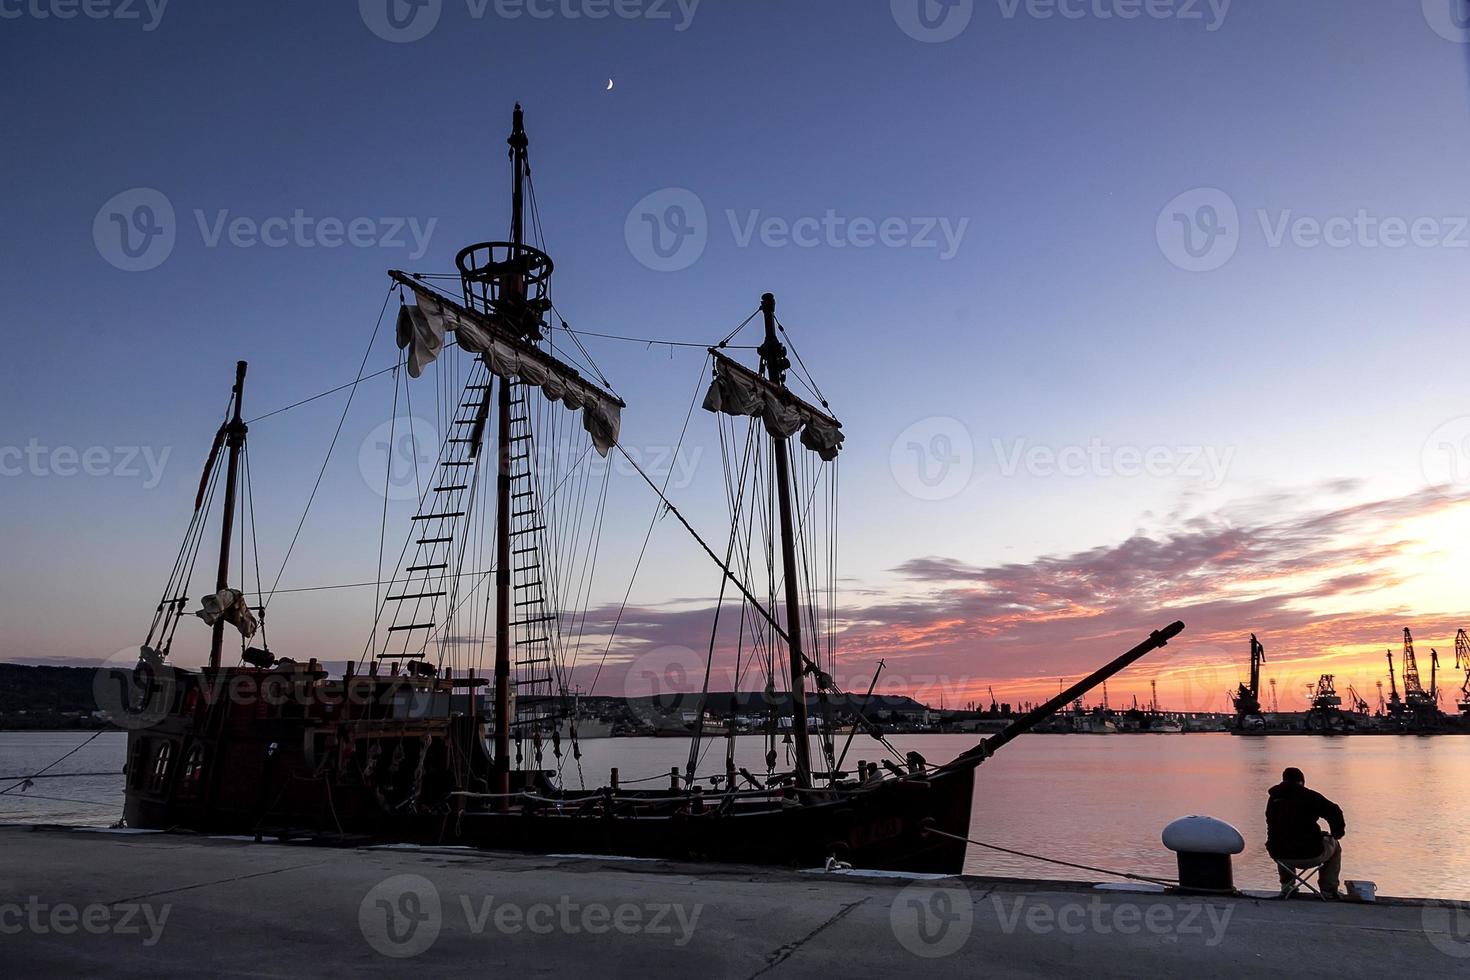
(128, 738, 149, 790)
(150, 742, 173, 793)
(180, 744, 205, 797)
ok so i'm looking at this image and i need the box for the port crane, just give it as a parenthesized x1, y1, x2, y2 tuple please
(1455, 629, 1470, 716)
(1269, 677, 1279, 713)
(1345, 685, 1370, 715)
(1385, 649, 1406, 717)
(1305, 674, 1343, 730)
(1401, 627, 1439, 718)
(1232, 633, 1266, 715)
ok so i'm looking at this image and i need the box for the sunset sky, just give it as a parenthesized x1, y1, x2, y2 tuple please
(3, 2, 1470, 713)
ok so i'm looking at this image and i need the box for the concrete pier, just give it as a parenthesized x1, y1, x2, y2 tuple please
(2, 826, 1464, 977)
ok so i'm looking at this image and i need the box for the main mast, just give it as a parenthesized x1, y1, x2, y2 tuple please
(759, 293, 813, 791)
(490, 106, 532, 803)
(208, 360, 248, 671)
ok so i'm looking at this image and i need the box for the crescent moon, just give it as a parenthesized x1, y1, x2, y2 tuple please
(606, 78, 614, 91)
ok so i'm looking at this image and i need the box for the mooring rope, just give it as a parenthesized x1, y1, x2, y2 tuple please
(923, 826, 1178, 887)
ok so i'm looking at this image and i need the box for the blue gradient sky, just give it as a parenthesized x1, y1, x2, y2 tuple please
(3, 1, 1469, 705)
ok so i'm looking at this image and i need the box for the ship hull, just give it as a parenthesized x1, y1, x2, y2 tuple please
(458, 766, 974, 873)
(119, 665, 975, 874)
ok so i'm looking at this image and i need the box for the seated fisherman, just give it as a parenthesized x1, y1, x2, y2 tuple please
(1266, 766, 1346, 898)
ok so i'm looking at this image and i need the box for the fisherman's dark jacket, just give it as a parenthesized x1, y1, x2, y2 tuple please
(1265, 781, 1346, 859)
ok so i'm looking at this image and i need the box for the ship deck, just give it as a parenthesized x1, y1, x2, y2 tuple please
(2, 825, 1460, 977)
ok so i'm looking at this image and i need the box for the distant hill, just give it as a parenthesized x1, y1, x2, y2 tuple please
(0, 663, 939, 730)
(0, 663, 113, 730)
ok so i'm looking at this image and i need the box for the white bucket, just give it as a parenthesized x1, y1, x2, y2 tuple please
(1345, 880, 1376, 903)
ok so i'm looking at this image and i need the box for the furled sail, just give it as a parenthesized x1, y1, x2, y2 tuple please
(195, 588, 259, 639)
(702, 351, 843, 460)
(394, 281, 624, 456)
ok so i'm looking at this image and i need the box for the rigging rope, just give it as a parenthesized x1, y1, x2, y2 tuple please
(587, 360, 709, 695)
(262, 284, 394, 610)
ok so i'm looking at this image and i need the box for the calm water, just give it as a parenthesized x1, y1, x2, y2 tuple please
(3, 731, 1465, 899)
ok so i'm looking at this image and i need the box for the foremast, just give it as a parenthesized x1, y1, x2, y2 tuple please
(208, 361, 248, 671)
